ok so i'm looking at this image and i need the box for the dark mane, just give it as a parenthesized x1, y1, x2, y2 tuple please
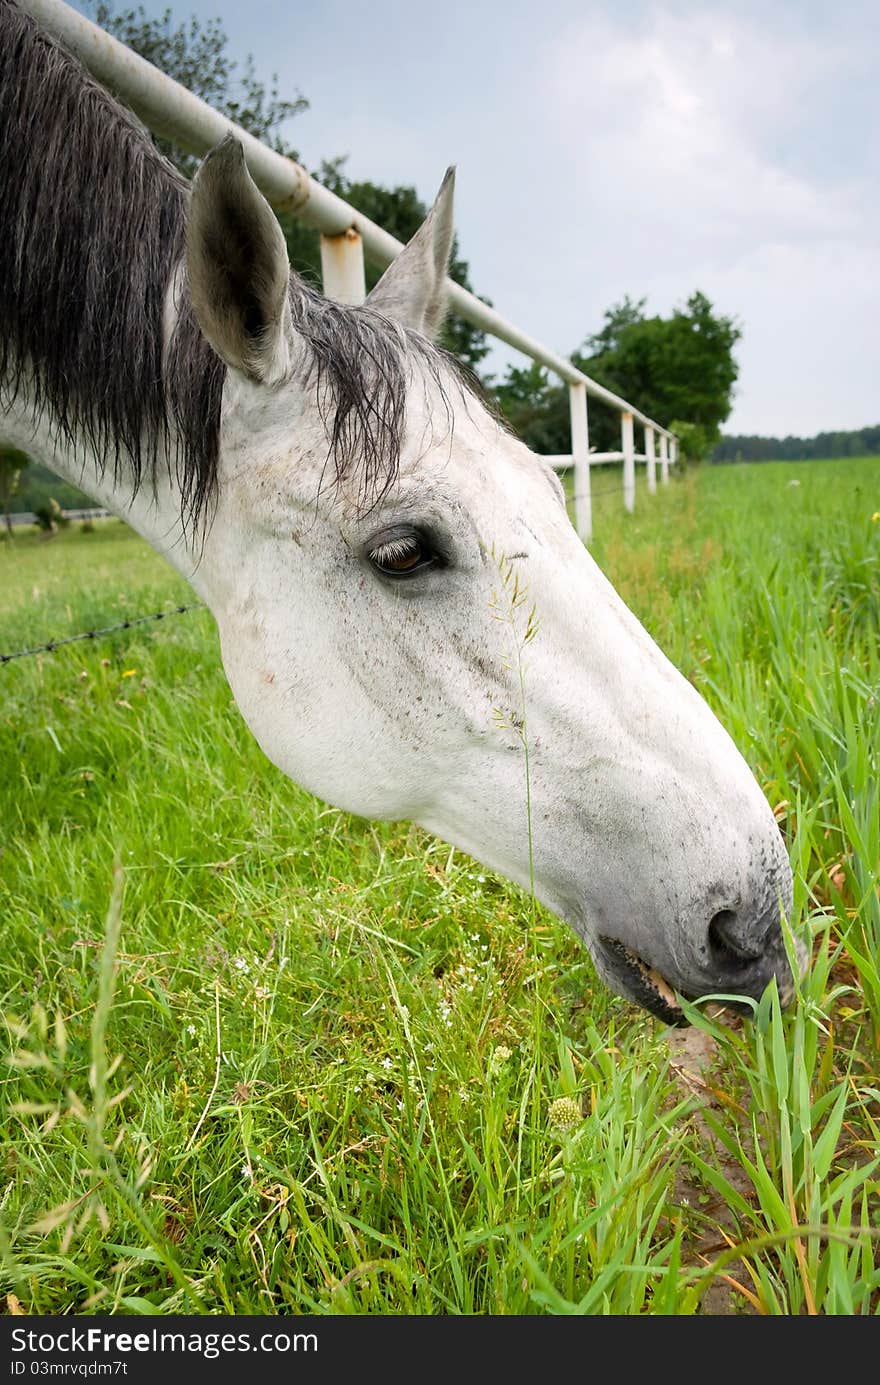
(0, 0, 453, 533)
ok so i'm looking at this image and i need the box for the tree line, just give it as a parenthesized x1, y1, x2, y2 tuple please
(713, 426, 880, 463)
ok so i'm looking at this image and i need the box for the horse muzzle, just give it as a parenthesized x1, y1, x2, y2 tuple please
(595, 886, 807, 1025)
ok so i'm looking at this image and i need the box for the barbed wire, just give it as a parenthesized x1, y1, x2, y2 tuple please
(0, 479, 681, 665)
(571, 480, 633, 502)
(0, 603, 205, 665)
(570, 476, 675, 503)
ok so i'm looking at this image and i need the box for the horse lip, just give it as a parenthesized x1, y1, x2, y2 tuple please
(599, 937, 688, 1026)
(599, 933, 804, 1024)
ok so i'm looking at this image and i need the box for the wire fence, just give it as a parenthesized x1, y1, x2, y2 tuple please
(571, 479, 645, 503)
(0, 603, 205, 664)
(564, 469, 681, 507)
(1, 474, 682, 665)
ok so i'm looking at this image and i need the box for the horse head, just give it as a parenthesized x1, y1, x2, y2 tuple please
(182, 137, 800, 1024)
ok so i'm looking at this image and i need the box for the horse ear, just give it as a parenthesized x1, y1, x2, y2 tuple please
(187, 136, 292, 383)
(365, 168, 455, 339)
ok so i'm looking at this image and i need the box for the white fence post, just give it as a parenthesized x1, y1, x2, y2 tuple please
(621, 411, 635, 513)
(569, 382, 591, 542)
(670, 437, 679, 468)
(660, 433, 670, 485)
(320, 228, 367, 305)
(645, 425, 656, 495)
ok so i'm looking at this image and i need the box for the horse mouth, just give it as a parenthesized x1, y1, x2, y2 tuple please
(600, 937, 686, 1025)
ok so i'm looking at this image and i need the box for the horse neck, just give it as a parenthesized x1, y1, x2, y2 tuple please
(1, 366, 206, 590)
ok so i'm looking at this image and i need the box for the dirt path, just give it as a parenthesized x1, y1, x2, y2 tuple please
(665, 1025, 757, 1315)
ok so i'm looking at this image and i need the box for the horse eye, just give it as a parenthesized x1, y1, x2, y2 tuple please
(367, 532, 438, 578)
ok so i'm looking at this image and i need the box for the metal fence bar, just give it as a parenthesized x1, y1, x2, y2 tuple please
(545, 452, 631, 468)
(19, 0, 676, 445)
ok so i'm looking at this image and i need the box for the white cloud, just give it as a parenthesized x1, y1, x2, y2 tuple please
(692, 240, 880, 433)
(538, 8, 860, 256)
(514, 4, 877, 431)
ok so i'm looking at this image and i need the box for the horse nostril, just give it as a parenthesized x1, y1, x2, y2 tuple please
(708, 909, 764, 965)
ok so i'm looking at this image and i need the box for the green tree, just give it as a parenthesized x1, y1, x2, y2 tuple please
(667, 420, 712, 465)
(713, 425, 880, 462)
(88, 3, 307, 176)
(0, 448, 29, 536)
(491, 362, 570, 455)
(584, 295, 648, 355)
(494, 292, 741, 457)
(574, 292, 741, 451)
(14, 463, 93, 515)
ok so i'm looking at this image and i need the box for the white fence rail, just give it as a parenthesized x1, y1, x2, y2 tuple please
(20, 0, 678, 543)
(7, 508, 112, 528)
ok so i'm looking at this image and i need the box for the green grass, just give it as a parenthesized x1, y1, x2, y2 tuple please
(0, 458, 878, 1315)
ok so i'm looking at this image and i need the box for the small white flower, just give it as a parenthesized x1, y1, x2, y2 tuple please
(233, 957, 249, 973)
(240, 1164, 252, 1182)
(187, 1024, 196, 1037)
(489, 1045, 513, 1074)
(380, 1056, 393, 1071)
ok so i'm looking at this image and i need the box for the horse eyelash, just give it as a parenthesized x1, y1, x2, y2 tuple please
(370, 535, 420, 565)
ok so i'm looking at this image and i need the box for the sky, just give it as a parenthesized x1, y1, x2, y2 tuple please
(77, 0, 878, 436)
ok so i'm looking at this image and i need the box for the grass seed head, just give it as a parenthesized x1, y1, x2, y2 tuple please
(548, 1096, 582, 1132)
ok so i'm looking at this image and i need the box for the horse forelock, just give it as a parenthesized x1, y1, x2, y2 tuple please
(286, 288, 461, 514)
(0, 0, 463, 535)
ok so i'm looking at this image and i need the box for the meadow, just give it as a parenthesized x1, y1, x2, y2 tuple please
(0, 456, 877, 1315)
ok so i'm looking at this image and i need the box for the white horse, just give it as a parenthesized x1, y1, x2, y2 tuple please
(0, 0, 800, 1023)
